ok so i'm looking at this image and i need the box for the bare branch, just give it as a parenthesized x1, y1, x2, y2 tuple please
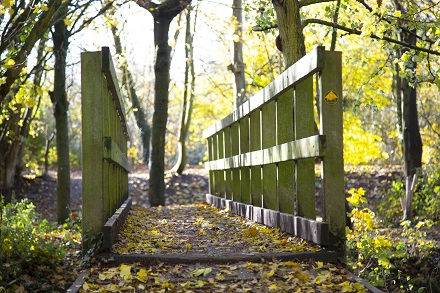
(299, 0, 336, 8)
(303, 18, 440, 56)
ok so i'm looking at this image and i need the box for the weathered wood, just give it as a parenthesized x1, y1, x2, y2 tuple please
(204, 47, 344, 247)
(262, 100, 278, 211)
(319, 51, 345, 245)
(294, 77, 316, 219)
(203, 46, 325, 139)
(205, 135, 325, 170)
(104, 137, 131, 172)
(250, 110, 262, 207)
(81, 47, 130, 254)
(82, 51, 105, 252)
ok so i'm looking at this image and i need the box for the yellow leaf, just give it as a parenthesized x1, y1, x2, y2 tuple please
(119, 264, 131, 280)
(314, 271, 331, 284)
(64, 18, 72, 26)
(41, 4, 48, 11)
(2, 0, 13, 8)
(245, 226, 258, 237)
(195, 280, 205, 288)
(269, 283, 277, 290)
(136, 268, 148, 282)
(316, 261, 324, 269)
(3, 57, 15, 68)
(266, 269, 275, 278)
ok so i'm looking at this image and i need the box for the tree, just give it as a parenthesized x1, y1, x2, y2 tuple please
(0, 1, 66, 200)
(50, 0, 115, 222)
(51, 5, 71, 223)
(171, 6, 197, 174)
(133, 0, 191, 206)
(249, 0, 439, 222)
(229, 0, 246, 107)
(107, 6, 152, 165)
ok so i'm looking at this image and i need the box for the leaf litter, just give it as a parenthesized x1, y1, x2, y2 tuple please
(80, 203, 372, 292)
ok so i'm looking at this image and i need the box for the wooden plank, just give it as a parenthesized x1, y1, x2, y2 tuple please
(224, 127, 233, 199)
(294, 77, 316, 219)
(294, 216, 329, 246)
(276, 90, 295, 214)
(319, 51, 345, 245)
(217, 131, 225, 197)
(207, 138, 214, 194)
(250, 110, 262, 207)
(101, 47, 129, 138)
(103, 137, 131, 172)
(81, 51, 106, 254)
(262, 101, 278, 211)
(204, 135, 325, 171)
(203, 46, 325, 138)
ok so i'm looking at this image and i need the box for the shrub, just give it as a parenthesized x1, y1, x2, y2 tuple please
(378, 167, 440, 225)
(0, 198, 80, 291)
(346, 188, 439, 291)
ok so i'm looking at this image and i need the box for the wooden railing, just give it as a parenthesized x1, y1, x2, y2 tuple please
(81, 47, 131, 253)
(203, 47, 345, 246)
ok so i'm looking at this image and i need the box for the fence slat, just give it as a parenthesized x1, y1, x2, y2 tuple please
(294, 77, 316, 219)
(204, 47, 344, 247)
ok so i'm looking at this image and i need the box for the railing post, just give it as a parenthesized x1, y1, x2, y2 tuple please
(81, 51, 105, 253)
(319, 51, 345, 247)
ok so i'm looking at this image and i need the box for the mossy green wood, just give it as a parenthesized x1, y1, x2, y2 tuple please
(82, 48, 130, 254)
(319, 51, 345, 244)
(212, 135, 220, 196)
(207, 138, 214, 194)
(250, 110, 262, 206)
(277, 90, 295, 214)
(262, 101, 278, 210)
(81, 51, 106, 252)
(224, 126, 232, 199)
(217, 131, 225, 197)
(294, 77, 316, 219)
(240, 117, 251, 204)
(231, 122, 241, 201)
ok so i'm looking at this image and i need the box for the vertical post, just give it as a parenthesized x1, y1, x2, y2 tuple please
(277, 90, 295, 214)
(81, 51, 105, 253)
(240, 113, 251, 204)
(250, 109, 262, 207)
(231, 121, 241, 202)
(319, 51, 345, 246)
(294, 77, 316, 219)
(207, 137, 214, 194)
(262, 100, 277, 210)
(224, 126, 232, 199)
(217, 130, 225, 197)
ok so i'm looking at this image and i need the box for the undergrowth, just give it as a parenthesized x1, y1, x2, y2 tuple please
(346, 186, 440, 292)
(0, 198, 82, 292)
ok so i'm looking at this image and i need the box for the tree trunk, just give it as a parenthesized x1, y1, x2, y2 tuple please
(230, 0, 246, 107)
(272, 0, 306, 66)
(52, 14, 71, 223)
(171, 7, 196, 175)
(394, 1, 423, 222)
(149, 15, 174, 206)
(110, 22, 151, 165)
(0, 110, 23, 202)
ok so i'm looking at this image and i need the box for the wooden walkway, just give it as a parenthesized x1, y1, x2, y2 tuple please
(68, 203, 382, 292)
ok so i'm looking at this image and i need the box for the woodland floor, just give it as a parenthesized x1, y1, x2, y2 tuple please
(12, 164, 440, 292)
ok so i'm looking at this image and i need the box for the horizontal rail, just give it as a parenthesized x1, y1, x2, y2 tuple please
(205, 135, 325, 170)
(203, 46, 325, 139)
(101, 47, 129, 139)
(103, 137, 131, 172)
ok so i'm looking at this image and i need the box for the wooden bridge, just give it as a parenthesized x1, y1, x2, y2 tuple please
(80, 46, 345, 253)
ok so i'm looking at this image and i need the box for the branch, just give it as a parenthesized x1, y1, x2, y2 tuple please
(299, 0, 336, 8)
(303, 18, 440, 56)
